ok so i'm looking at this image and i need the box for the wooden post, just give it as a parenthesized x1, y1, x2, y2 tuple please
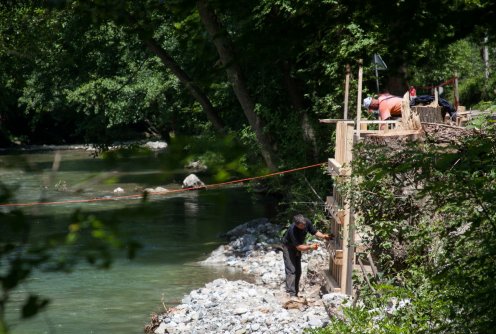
(344, 64, 350, 119)
(454, 72, 460, 111)
(356, 59, 363, 139)
(344, 211, 355, 295)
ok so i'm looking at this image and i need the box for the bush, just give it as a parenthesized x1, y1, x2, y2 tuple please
(311, 121, 496, 334)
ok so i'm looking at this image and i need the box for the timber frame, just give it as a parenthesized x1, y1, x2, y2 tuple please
(317, 60, 463, 295)
(319, 118, 403, 294)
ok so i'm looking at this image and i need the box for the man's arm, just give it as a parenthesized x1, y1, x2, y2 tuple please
(315, 231, 332, 240)
(296, 244, 318, 251)
(295, 231, 333, 251)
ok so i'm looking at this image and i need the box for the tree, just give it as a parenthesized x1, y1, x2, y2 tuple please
(196, 0, 278, 170)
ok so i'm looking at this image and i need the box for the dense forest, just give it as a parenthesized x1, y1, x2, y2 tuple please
(1, 1, 496, 333)
(1, 1, 495, 164)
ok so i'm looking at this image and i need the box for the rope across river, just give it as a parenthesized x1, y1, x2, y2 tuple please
(0, 162, 326, 208)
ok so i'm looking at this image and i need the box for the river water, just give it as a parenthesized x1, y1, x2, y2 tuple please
(0, 148, 275, 334)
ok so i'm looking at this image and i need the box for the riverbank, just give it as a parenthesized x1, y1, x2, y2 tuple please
(146, 218, 349, 334)
(0, 140, 168, 153)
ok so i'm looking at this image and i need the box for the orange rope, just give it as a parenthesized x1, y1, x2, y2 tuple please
(415, 76, 456, 90)
(0, 162, 326, 208)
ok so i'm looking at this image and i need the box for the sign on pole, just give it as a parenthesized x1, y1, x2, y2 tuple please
(372, 54, 387, 93)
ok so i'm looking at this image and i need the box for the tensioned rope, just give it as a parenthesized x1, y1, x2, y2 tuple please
(0, 162, 326, 208)
(415, 76, 456, 91)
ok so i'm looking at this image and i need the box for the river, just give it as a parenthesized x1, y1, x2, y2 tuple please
(0, 148, 276, 334)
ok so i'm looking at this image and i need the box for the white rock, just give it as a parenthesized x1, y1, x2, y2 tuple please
(144, 141, 168, 150)
(154, 322, 167, 334)
(113, 187, 125, 194)
(233, 307, 249, 315)
(182, 174, 205, 188)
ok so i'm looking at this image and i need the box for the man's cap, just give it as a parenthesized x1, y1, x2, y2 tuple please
(363, 96, 372, 109)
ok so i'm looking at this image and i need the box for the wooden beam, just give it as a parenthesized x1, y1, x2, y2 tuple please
(344, 64, 350, 119)
(324, 270, 342, 293)
(356, 59, 363, 139)
(341, 199, 354, 295)
(330, 250, 343, 266)
(331, 256, 343, 266)
(454, 72, 459, 110)
(319, 119, 353, 124)
(325, 196, 346, 225)
(328, 158, 351, 176)
(359, 120, 400, 124)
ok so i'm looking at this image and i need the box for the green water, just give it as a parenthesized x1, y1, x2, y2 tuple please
(0, 149, 275, 334)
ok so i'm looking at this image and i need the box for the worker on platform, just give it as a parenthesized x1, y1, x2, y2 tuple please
(363, 92, 403, 121)
(409, 86, 417, 98)
(282, 214, 332, 299)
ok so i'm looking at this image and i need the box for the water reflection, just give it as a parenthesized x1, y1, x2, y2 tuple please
(0, 149, 276, 334)
(184, 192, 199, 216)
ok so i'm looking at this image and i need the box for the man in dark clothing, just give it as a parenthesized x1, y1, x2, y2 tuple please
(282, 214, 332, 298)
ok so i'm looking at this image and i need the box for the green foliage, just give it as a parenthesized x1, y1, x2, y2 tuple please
(315, 121, 496, 333)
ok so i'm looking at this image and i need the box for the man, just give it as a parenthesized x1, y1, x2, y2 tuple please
(282, 214, 332, 298)
(363, 92, 403, 121)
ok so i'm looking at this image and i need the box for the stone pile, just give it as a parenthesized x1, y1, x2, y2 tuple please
(201, 218, 329, 291)
(149, 218, 345, 334)
(153, 279, 330, 334)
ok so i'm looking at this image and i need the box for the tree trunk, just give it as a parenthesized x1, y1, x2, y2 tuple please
(282, 61, 318, 161)
(142, 37, 226, 134)
(196, 0, 278, 170)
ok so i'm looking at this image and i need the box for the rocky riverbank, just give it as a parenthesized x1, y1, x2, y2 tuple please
(146, 218, 350, 334)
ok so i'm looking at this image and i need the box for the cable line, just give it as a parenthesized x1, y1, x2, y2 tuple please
(0, 162, 326, 208)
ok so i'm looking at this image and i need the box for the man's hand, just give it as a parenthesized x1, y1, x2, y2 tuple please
(316, 231, 333, 240)
(320, 233, 334, 240)
(311, 243, 319, 250)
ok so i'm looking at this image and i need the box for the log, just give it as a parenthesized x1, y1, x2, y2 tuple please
(412, 106, 444, 123)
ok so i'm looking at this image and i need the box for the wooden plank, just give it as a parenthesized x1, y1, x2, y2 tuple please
(344, 64, 350, 119)
(327, 158, 340, 176)
(335, 122, 347, 164)
(340, 195, 352, 294)
(331, 257, 343, 266)
(328, 158, 351, 176)
(359, 120, 400, 124)
(319, 119, 353, 124)
(356, 59, 363, 138)
(326, 196, 345, 224)
(324, 270, 342, 293)
(318, 119, 399, 125)
(345, 122, 354, 164)
(454, 73, 459, 110)
(366, 129, 420, 137)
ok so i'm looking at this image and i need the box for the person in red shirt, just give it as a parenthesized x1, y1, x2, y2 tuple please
(363, 93, 403, 121)
(409, 86, 416, 97)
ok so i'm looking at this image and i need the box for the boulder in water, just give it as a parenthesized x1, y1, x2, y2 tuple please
(182, 174, 205, 189)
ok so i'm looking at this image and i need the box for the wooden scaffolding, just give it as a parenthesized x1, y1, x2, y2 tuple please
(318, 60, 452, 295)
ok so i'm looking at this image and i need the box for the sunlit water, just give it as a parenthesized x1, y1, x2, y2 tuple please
(0, 149, 276, 333)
